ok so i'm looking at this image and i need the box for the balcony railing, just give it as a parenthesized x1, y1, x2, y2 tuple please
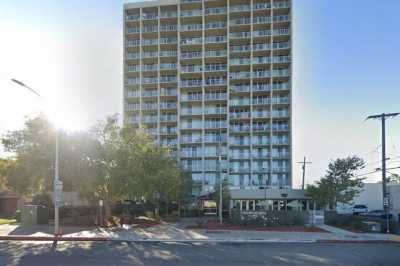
(160, 76, 177, 83)
(160, 24, 177, 31)
(205, 21, 226, 30)
(160, 88, 177, 96)
(160, 115, 177, 122)
(230, 99, 250, 106)
(160, 127, 177, 134)
(160, 102, 177, 109)
(205, 78, 227, 86)
(205, 7, 227, 15)
(143, 26, 157, 33)
(159, 50, 177, 57)
(231, 85, 250, 92)
(205, 36, 227, 44)
(142, 51, 158, 58)
(180, 10, 202, 17)
(160, 63, 177, 70)
(126, 40, 140, 47)
(142, 13, 158, 20)
(230, 125, 250, 132)
(181, 51, 202, 59)
(160, 38, 177, 44)
(204, 64, 227, 72)
(230, 72, 251, 79)
(181, 79, 202, 87)
(181, 37, 202, 45)
(181, 65, 203, 73)
(126, 53, 139, 59)
(126, 14, 140, 21)
(230, 58, 251, 65)
(160, 11, 177, 18)
(181, 109, 202, 115)
(204, 107, 227, 115)
(141, 103, 158, 110)
(204, 50, 227, 57)
(230, 31, 251, 39)
(230, 112, 250, 119)
(204, 93, 227, 100)
(180, 94, 202, 101)
(181, 24, 202, 31)
(142, 90, 158, 97)
(230, 5, 251, 12)
(126, 27, 140, 34)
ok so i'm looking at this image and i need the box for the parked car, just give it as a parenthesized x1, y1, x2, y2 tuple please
(353, 204, 368, 215)
(361, 210, 393, 219)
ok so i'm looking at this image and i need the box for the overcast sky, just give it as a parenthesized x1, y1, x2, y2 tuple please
(0, 0, 399, 188)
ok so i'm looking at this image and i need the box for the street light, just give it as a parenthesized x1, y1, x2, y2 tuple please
(11, 78, 62, 236)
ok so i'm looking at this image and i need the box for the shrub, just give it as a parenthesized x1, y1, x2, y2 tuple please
(32, 193, 53, 208)
(14, 210, 21, 222)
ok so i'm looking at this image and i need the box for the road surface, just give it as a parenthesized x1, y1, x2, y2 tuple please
(0, 241, 399, 265)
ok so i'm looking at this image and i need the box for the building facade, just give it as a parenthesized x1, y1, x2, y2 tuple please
(123, 0, 292, 196)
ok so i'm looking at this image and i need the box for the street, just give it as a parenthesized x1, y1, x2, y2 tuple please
(0, 241, 399, 266)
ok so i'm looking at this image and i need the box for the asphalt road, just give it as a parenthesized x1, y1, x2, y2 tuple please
(0, 241, 399, 266)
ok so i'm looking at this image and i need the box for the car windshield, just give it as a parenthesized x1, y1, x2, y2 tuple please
(354, 205, 366, 208)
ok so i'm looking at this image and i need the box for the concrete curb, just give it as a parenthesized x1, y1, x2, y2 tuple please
(0, 236, 108, 241)
(316, 239, 400, 244)
(111, 239, 317, 243)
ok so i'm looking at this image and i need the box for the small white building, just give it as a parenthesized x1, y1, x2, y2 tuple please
(337, 182, 400, 221)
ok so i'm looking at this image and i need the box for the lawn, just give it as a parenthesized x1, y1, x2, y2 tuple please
(0, 218, 17, 225)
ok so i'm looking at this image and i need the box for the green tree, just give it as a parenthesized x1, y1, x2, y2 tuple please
(306, 156, 365, 210)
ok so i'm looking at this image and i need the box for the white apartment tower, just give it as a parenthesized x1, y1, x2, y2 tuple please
(123, 0, 292, 196)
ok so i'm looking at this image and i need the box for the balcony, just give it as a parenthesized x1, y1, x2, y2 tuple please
(126, 78, 140, 85)
(126, 65, 139, 72)
(204, 121, 227, 129)
(160, 38, 177, 45)
(205, 36, 227, 44)
(127, 116, 140, 124)
(230, 168, 251, 173)
(204, 107, 227, 115)
(204, 50, 227, 57)
(181, 79, 202, 87)
(274, 15, 290, 23)
(204, 93, 227, 100)
(126, 90, 140, 98)
(230, 31, 251, 39)
(126, 40, 140, 47)
(160, 63, 177, 70)
(230, 72, 251, 80)
(181, 37, 202, 45)
(253, 3, 271, 10)
(160, 115, 177, 122)
(143, 26, 157, 33)
(205, 78, 227, 86)
(181, 0, 202, 3)
(273, 1, 290, 9)
(125, 104, 140, 111)
(205, 21, 226, 30)
(160, 24, 177, 31)
(272, 124, 290, 131)
(126, 27, 140, 34)
(230, 18, 251, 26)
(160, 76, 177, 83)
(160, 139, 178, 147)
(142, 90, 158, 97)
(180, 122, 202, 130)
(142, 13, 158, 20)
(180, 94, 202, 102)
(159, 50, 177, 57)
(253, 16, 271, 25)
(142, 51, 158, 58)
(160, 102, 177, 109)
(126, 14, 140, 21)
(181, 51, 202, 59)
(205, 7, 227, 15)
(230, 5, 251, 13)
(160, 11, 177, 18)
(230, 99, 250, 106)
(253, 124, 270, 131)
(231, 85, 250, 93)
(181, 24, 202, 31)
(181, 109, 202, 116)
(180, 10, 202, 18)
(141, 103, 158, 110)
(230, 125, 250, 132)
(142, 116, 158, 123)
(180, 136, 202, 144)
(230, 58, 251, 66)
(142, 64, 157, 72)
(141, 39, 158, 46)
(142, 77, 158, 84)
(230, 112, 250, 119)
(160, 88, 177, 96)
(126, 53, 139, 60)
(204, 64, 227, 72)
(181, 65, 203, 73)
(160, 127, 177, 134)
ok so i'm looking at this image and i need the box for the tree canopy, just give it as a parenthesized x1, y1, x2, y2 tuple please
(306, 156, 366, 209)
(0, 114, 189, 215)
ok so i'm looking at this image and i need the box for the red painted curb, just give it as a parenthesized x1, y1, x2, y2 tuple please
(0, 236, 109, 241)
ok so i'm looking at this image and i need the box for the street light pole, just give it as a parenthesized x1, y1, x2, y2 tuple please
(11, 78, 61, 236)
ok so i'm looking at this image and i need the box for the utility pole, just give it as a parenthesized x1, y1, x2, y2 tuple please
(297, 157, 312, 190)
(366, 112, 400, 233)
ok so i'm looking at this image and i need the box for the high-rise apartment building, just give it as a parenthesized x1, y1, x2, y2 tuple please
(123, 0, 292, 196)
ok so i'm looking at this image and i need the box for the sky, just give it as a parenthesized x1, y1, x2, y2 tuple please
(0, 0, 399, 188)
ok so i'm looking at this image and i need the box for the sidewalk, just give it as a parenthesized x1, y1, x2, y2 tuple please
(0, 223, 399, 243)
